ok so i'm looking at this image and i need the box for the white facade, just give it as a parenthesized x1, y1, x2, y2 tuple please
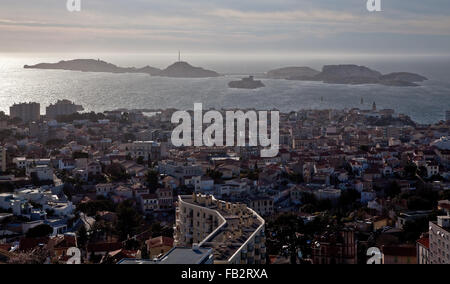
(429, 216, 450, 264)
(126, 141, 161, 161)
(28, 165, 54, 181)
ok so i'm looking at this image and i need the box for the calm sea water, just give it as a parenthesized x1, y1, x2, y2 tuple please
(0, 54, 449, 124)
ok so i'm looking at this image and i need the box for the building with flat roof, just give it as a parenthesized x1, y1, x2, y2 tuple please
(46, 99, 83, 119)
(174, 193, 266, 264)
(117, 247, 214, 264)
(10, 102, 40, 123)
(158, 246, 213, 264)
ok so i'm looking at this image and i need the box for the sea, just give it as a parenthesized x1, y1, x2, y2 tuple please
(0, 53, 449, 124)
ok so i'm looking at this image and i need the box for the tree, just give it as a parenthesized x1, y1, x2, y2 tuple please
(76, 199, 116, 216)
(359, 145, 370, 152)
(105, 163, 129, 181)
(122, 133, 136, 142)
(407, 196, 433, 211)
(147, 170, 160, 192)
(385, 182, 401, 198)
(403, 216, 433, 242)
(404, 162, 418, 178)
(140, 243, 149, 260)
(206, 169, 223, 182)
(137, 156, 145, 165)
(72, 151, 89, 160)
(116, 201, 143, 241)
(338, 189, 361, 210)
(77, 226, 88, 249)
(26, 224, 53, 238)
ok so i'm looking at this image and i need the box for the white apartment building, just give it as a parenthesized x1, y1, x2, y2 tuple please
(174, 194, 266, 264)
(429, 214, 450, 264)
(159, 160, 203, 180)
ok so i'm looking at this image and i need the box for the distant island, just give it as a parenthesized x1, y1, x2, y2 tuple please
(24, 59, 220, 78)
(228, 76, 265, 89)
(266, 64, 428, 87)
(266, 66, 320, 80)
(24, 59, 161, 75)
(24, 60, 428, 86)
(157, 61, 219, 78)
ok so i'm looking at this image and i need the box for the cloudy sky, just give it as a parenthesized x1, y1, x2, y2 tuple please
(1, 0, 450, 55)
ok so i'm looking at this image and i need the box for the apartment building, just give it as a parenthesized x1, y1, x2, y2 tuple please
(174, 193, 266, 264)
(429, 214, 450, 264)
(46, 99, 83, 119)
(10, 102, 40, 123)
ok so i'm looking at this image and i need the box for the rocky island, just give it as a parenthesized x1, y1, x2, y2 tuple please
(157, 61, 219, 78)
(24, 59, 162, 75)
(266, 64, 428, 87)
(228, 76, 265, 89)
(24, 59, 220, 78)
(266, 66, 320, 80)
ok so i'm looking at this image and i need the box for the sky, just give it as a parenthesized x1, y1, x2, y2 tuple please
(1, 0, 450, 55)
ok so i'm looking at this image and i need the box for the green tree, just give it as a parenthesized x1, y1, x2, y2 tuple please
(147, 170, 160, 193)
(72, 151, 89, 160)
(116, 201, 143, 241)
(26, 224, 53, 238)
(77, 226, 88, 248)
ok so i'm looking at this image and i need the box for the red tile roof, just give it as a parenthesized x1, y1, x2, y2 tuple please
(382, 245, 416, 257)
(417, 237, 430, 249)
(147, 236, 174, 248)
(19, 237, 50, 252)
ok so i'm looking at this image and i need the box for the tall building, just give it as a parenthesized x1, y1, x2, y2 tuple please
(9, 102, 40, 123)
(429, 204, 450, 264)
(46, 99, 83, 119)
(0, 146, 6, 173)
(174, 193, 266, 264)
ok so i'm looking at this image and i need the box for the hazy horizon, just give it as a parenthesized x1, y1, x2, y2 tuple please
(1, 0, 450, 55)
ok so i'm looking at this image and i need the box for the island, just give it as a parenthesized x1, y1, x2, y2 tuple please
(24, 59, 161, 75)
(24, 59, 220, 78)
(266, 66, 320, 80)
(157, 61, 219, 78)
(266, 64, 428, 87)
(228, 76, 265, 89)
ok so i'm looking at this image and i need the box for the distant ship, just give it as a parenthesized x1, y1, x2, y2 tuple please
(228, 76, 265, 89)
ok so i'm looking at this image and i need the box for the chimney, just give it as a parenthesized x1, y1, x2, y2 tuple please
(438, 216, 450, 228)
(192, 243, 200, 252)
